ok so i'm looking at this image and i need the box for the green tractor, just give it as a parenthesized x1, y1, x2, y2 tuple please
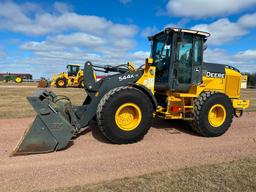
(0, 73, 32, 83)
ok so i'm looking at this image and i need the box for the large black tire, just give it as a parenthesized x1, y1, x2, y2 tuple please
(96, 86, 154, 144)
(56, 78, 67, 88)
(192, 91, 233, 137)
(78, 79, 84, 88)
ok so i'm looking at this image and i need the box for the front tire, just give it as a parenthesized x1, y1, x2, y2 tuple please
(96, 86, 153, 144)
(56, 78, 67, 88)
(192, 92, 233, 137)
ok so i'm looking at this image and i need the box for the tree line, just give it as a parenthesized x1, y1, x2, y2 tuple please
(243, 73, 256, 87)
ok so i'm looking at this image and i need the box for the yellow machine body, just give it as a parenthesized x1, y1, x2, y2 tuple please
(135, 64, 249, 120)
(51, 64, 84, 88)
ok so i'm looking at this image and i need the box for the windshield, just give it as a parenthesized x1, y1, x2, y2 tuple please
(67, 65, 80, 76)
(151, 34, 172, 63)
(150, 34, 172, 83)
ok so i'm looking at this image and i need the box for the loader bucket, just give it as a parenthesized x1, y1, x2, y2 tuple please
(11, 91, 75, 156)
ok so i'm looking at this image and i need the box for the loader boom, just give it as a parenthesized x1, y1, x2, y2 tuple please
(11, 61, 151, 155)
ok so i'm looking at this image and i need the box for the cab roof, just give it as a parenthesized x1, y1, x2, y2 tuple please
(149, 27, 211, 41)
(67, 64, 81, 66)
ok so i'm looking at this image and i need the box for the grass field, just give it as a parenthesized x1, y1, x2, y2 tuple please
(0, 86, 255, 119)
(41, 158, 256, 192)
(0, 87, 85, 119)
(241, 89, 256, 111)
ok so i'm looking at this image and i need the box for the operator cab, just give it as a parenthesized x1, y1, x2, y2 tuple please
(67, 64, 80, 76)
(149, 28, 210, 92)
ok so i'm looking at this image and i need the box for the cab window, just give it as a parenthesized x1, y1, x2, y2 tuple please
(67, 65, 80, 76)
(151, 34, 172, 83)
(194, 38, 202, 66)
(175, 34, 193, 84)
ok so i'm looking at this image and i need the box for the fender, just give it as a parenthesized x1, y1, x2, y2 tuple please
(131, 83, 158, 110)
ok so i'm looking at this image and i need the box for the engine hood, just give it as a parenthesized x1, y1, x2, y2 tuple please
(203, 62, 240, 78)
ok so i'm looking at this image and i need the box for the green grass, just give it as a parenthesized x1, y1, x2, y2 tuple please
(241, 89, 256, 112)
(0, 87, 84, 119)
(0, 87, 255, 119)
(40, 158, 256, 192)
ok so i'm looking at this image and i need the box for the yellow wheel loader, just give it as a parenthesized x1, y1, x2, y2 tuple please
(51, 64, 84, 88)
(12, 28, 249, 156)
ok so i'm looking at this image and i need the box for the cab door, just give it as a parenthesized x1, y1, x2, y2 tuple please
(172, 34, 203, 92)
(191, 36, 203, 85)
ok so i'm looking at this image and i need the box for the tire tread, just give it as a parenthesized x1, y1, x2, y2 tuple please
(192, 91, 233, 136)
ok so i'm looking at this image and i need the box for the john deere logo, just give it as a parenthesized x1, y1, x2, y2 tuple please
(206, 72, 225, 78)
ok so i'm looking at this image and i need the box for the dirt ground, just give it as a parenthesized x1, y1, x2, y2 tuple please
(0, 112, 255, 192)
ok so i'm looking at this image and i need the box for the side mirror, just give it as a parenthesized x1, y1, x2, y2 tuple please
(203, 43, 207, 50)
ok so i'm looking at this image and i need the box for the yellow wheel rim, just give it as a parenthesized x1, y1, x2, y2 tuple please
(58, 80, 64, 86)
(15, 77, 22, 83)
(208, 104, 226, 127)
(115, 103, 142, 131)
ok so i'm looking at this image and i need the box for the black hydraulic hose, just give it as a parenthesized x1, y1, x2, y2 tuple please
(92, 64, 128, 73)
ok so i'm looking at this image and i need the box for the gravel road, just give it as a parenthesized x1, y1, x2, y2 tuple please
(0, 113, 256, 192)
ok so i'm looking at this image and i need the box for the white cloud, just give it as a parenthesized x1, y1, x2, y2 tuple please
(130, 51, 150, 60)
(167, 0, 256, 18)
(7, 47, 150, 78)
(119, 0, 132, 5)
(53, 2, 73, 13)
(0, 48, 6, 57)
(156, 7, 168, 17)
(1, 1, 255, 78)
(107, 24, 138, 37)
(235, 49, 256, 60)
(141, 26, 159, 37)
(191, 12, 256, 45)
(21, 41, 64, 52)
(49, 33, 106, 47)
(21, 31, 135, 54)
(0, 1, 137, 37)
(111, 38, 136, 50)
(238, 13, 256, 28)
(192, 18, 247, 45)
(0, 1, 31, 24)
(0, 1, 142, 78)
(204, 49, 232, 64)
(21, 33, 107, 53)
(204, 48, 256, 72)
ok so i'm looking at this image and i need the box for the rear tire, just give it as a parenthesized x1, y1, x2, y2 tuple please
(78, 79, 84, 88)
(56, 78, 67, 88)
(96, 86, 153, 144)
(192, 91, 233, 137)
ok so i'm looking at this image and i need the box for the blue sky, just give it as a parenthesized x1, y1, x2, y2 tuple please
(0, 0, 256, 78)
